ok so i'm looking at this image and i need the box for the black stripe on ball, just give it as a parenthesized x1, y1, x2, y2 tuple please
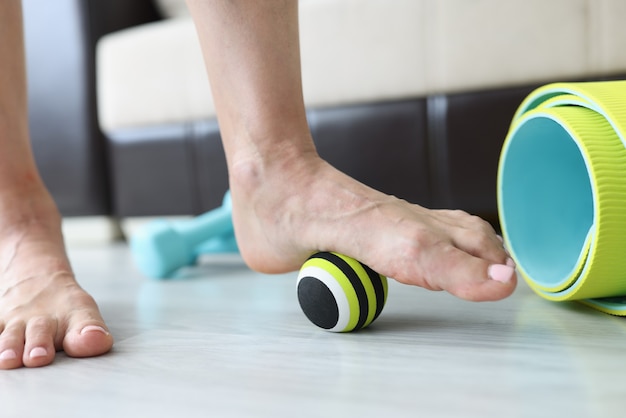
(314, 252, 369, 331)
(362, 262, 385, 321)
(297, 276, 339, 329)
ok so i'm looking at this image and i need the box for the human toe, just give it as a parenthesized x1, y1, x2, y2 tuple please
(0, 323, 25, 370)
(448, 215, 508, 265)
(63, 322, 113, 358)
(23, 317, 57, 368)
(428, 246, 517, 302)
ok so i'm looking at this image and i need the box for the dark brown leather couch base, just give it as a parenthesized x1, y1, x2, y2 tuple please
(106, 88, 528, 225)
(107, 100, 431, 217)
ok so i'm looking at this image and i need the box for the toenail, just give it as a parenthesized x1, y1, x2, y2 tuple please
(29, 347, 48, 359)
(80, 325, 109, 336)
(0, 349, 17, 360)
(488, 264, 515, 283)
(506, 257, 516, 268)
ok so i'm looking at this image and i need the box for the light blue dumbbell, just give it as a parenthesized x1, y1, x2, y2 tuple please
(130, 191, 235, 278)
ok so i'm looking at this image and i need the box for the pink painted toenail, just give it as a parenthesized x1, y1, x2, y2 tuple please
(29, 347, 48, 358)
(0, 349, 17, 360)
(506, 257, 516, 268)
(80, 325, 109, 336)
(488, 264, 515, 283)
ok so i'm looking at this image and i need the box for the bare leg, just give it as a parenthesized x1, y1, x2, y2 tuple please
(0, 0, 113, 369)
(186, 0, 517, 301)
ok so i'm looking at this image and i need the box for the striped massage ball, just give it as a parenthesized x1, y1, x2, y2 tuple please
(297, 252, 388, 332)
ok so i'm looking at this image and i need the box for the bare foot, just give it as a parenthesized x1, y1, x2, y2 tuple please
(0, 186, 113, 369)
(229, 148, 517, 302)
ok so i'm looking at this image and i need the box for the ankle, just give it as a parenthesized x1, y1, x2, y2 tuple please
(0, 182, 61, 233)
(228, 140, 320, 198)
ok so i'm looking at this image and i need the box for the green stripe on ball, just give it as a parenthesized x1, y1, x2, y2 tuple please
(296, 252, 388, 332)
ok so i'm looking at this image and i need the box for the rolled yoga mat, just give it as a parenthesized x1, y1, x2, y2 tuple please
(497, 81, 626, 316)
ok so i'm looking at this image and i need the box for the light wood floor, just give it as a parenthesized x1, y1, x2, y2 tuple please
(3, 243, 625, 418)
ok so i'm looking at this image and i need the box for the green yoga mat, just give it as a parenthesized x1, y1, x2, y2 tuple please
(497, 81, 626, 315)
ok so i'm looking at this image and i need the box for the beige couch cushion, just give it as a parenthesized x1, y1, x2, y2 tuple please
(98, 0, 626, 132)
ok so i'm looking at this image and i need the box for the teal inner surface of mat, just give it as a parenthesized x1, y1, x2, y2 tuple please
(500, 116, 594, 287)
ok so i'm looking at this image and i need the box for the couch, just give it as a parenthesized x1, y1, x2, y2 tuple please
(25, 0, 626, 237)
